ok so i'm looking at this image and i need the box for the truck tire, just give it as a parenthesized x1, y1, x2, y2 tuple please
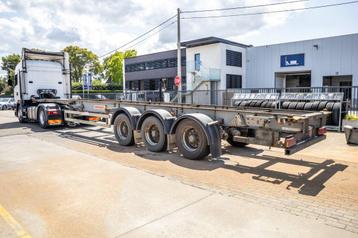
(227, 134, 248, 147)
(311, 101, 320, 111)
(332, 103, 341, 126)
(282, 101, 290, 109)
(113, 114, 134, 146)
(175, 119, 210, 160)
(296, 102, 305, 110)
(141, 116, 167, 152)
(17, 105, 26, 123)
(288, 102, 298, 109)
(318, 101, 328, 111)
(261, 101, 268, 108)
(304, 102, 313, 111)
(38, 108, 48, 128)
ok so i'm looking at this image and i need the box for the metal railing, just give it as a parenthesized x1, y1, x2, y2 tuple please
(73, 86, 358, 113)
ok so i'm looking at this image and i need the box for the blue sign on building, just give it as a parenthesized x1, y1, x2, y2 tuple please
(280, 53, 304, 67)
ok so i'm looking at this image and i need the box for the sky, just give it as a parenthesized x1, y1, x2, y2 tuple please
(0, 0, 358, 75)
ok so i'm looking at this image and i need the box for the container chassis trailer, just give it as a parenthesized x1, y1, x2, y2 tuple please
(13, 48, 329, 160)
(20, 98, 329, 160)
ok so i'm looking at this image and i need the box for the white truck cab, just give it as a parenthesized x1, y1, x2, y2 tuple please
(14, 48, 71, 126)
(14, 48, 71, 102)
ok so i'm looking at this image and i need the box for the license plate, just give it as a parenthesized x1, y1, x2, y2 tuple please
(48, 119, 62, 125)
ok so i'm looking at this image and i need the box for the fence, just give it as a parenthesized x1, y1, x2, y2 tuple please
(74, 86, 358, 115)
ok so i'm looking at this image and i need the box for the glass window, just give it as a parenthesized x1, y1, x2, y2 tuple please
(226, 50, 242, 67)
(194, 53, 200, 71)
(226, 74, 242, 89)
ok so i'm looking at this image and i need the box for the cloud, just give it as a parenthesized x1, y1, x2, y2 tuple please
(0, 0, 308, 62)
(47, 28, 81, 43)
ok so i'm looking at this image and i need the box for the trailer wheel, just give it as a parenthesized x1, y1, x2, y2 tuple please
(175, 119, 210, 160)
(227, 135, 248, 147)
(38, 108, 48, 129)
(113, 114, 134, 146)
(141, 116, 166, 152)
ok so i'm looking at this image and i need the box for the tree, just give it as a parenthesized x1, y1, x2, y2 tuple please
(1, 53, 20, 86)
(64, 45, 102, 82)
(103, 49, 137, 86)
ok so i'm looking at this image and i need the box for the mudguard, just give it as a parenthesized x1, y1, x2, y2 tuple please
(110, 107, 141, 129)
(136, 109, 176, 134)
(170, 113, 222, 158)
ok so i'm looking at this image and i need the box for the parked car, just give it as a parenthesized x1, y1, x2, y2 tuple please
(0, 97, 16, 110)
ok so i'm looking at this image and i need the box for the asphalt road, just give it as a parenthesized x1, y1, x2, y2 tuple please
(0, 110, 357, 238)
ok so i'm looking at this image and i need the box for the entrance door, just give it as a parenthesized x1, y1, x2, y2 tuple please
(210, 81, 218, 105)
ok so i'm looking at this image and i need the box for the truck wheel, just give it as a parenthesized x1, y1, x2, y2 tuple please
(175, 119, 210, 160)
(288, 102, 298, 109)
(113, 114, 134, 146)
(38, 108, 48, 128)
(318, 101, 328, 111)
(17, 105, 26, 123)
(296, 102, 305, 110)
(141, 116, 167, 152)
(311, 101, 320, 111)
(227, 134, 247, 147)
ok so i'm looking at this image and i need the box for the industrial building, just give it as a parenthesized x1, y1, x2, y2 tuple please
(124, 33, 358, 96)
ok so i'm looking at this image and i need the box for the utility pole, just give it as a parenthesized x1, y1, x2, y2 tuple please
(177, 8, 182, 103)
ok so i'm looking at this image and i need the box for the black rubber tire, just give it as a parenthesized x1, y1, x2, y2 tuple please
(261, 101, 268, 108)
(282, 101, 290, 109)
(270, 102, 278, 109)
(141, 116, 167, 152)
(2, 105, 7, 110)
(227, 134, 248, 147)
(304, 102, 313, 111)
(175, 119, 210, 160)
(113, 114, 134, 146)
(255, 100, 264, 107)
(326, 102, 335, 111)
(38, 108, 48, 129)
(288, 102, 298, 110)
(311, 101, 320, 111)
(233, 100, 242, 106)
(17, 105, 26, 123)
(331, 103, 341, 126)
(318, 101, 328, 111)
(249, 101, 257, 107)
(296, 102, 306, 110)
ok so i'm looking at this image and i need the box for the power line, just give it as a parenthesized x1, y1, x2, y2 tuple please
(123, 21, 176, 51)
(99, 14, 176, 58)
(181, 0, 308, 13)
(181, 1, 358, 19)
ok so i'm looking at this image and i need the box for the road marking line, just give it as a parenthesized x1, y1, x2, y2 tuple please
(0, 204, 32, 238)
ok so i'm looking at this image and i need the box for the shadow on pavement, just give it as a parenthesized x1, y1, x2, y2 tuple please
(3, 121, 348, 197)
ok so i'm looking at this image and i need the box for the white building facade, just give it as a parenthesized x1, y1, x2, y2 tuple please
(246, 33, 358, 89)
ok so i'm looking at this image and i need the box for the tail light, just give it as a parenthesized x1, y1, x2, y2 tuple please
(318, 127, 327, 136)
(47, 110, 59, 115)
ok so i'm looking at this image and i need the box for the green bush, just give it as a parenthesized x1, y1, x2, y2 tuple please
(4, 85, 13, 96)
(72, 89, 123, 94)
(345, 114, 358, 121)
(72, 81, 83, 90)
(71, 81, 122, 91)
